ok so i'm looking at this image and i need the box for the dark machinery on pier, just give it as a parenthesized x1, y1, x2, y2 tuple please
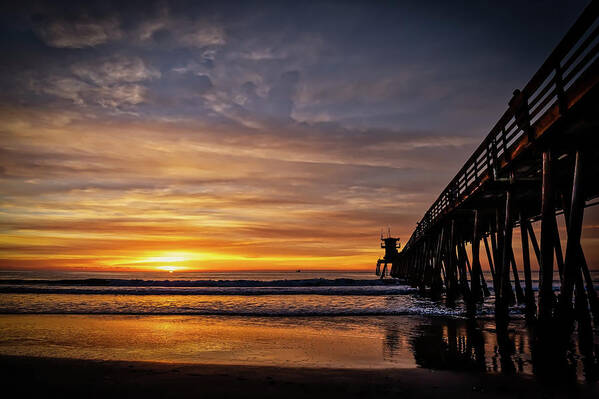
(376, 230, 401, 278)
(379, 0, 599, 339)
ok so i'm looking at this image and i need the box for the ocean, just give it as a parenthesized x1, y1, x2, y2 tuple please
(0, 270, 597, 381)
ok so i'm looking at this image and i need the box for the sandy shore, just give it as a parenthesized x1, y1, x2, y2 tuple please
(2, 355, 597, 399)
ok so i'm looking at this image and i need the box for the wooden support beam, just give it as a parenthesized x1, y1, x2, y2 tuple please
(410, 252, 418, 287)
(431, 227, 445, 298)
(509, 248, 525, 305)
(577, 245, 599, 323)
(414, 244, 424, 283)
(519, 215, 537, 319)
(417, 248, 423, 283)
(561, 150, 586, 321)
(418, 240, 430, 286)
(497, 203, 515, 307)
(504, 190, 514, 299)
(440, 254, 449, 291)
(457, 240, 475, 316)
(418, 241, 428, 283)
(423, 241, 433, 287)
(457, 240, 473, 303)
(471, 210, 484, 302)
(497, 191, 513, 323)
(526, 223, 541, 267)
(412, 244, 422, 285)
(464, 244, 473, 276)
(447, 220, 458, 301)
(491, 220, 505, 304)
(408, 246, 425, 287)
(483, 235, 496, 284)
(553, 223, 565, 284)
(539, 150, 555, 322)
(416, 250, 421, 280)
(479, 266, 491, 297)
(493, 210, 503, 285)
(415, 247, 424, 291)
(410, 247, 417, 284)
(424, 237, 435, 288)
(559, 188, 599, 323)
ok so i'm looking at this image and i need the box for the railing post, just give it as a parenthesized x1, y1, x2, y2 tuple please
(522, 93, 533, 143)
(555, 62, 567, 116)
(502, 127, 510, 162)
(499, 128, 506, 162)
(492, 139, 498, 180)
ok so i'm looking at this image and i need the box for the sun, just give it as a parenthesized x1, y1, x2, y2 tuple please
(156, 265, 180, 273)
(130, 253, 193, 272)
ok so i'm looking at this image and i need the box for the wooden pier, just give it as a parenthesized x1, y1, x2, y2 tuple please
(385, 0, 599, 337)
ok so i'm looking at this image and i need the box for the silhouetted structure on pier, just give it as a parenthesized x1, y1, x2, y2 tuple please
(382, 1, 599, 339)
(376, 231, 401, 278)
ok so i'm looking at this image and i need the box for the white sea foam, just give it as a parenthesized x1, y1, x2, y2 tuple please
(0, 275, 595, 318)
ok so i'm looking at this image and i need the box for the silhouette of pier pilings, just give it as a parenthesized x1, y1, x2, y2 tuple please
(385, 0, 599, 339)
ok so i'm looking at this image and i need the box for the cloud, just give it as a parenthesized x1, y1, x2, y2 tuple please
(29, 56, 159, 110)
(95, 84, 147, 107)
(71, 56, 161, 85)
(179, 24, 226, 47)
(34, 77, 90, 105)
(33, 77, 149, 109)
(265, 70, 300, 118)
(34, 17, 122, 48)
(231, 48, 287, 61)
(199, 70, 301, 127)
(135, 8, 226, 48)
(27, 2, 225, 51)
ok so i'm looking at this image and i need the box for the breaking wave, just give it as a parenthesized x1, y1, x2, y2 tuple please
(0, 278, 415, 296)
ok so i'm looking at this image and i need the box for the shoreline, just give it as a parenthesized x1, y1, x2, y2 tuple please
(2, 355, 597, 398)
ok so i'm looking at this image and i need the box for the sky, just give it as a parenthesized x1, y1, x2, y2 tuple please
(0, 0, 597, 272)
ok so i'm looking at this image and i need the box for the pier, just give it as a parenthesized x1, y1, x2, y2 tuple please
(383, 0, 599, 337)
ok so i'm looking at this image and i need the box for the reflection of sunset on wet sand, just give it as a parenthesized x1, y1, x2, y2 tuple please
(0, 315, 553, 374)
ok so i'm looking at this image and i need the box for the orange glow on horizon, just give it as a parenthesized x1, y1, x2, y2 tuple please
(2, 111, 599, 273)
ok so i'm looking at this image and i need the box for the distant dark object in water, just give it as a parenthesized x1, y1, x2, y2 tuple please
(296, 269, 301, 273)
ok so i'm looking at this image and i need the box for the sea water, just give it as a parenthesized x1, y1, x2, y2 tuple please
(0, 270, 597, 381)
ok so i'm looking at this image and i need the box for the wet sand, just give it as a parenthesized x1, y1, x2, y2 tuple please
(2, 355, 597, 399)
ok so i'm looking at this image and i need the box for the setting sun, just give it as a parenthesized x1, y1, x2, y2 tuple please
(156, 266, 181, 273)
(133, 254, 190, 272)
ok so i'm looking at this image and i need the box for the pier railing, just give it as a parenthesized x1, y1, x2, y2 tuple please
(404, 1, 599, 250)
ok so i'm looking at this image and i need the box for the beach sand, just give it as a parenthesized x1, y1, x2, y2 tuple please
(2, 355, 597, 399)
